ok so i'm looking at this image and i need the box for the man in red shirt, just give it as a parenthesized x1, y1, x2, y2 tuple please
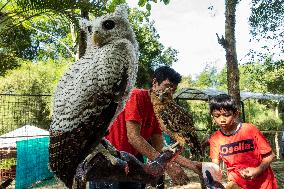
(90, 66, 200, 189)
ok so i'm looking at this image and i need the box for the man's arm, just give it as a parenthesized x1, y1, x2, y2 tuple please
(126, 121, 190, 185)
(126, 120, 160, 161)
(174, 155, 202, 175)
(211, 158, 220, 165)
(150, 133, 164, 153)
(150, 133, 201, 174)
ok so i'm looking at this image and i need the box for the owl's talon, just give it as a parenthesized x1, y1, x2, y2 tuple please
(72, 162, 88, 189)
(143, 149, 180, 177)
(162, 142, 181, 153)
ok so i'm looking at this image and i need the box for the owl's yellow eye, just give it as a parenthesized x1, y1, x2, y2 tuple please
(102, 20, 115, 30)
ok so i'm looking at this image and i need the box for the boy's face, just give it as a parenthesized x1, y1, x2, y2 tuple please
(211, 109, 239, 133)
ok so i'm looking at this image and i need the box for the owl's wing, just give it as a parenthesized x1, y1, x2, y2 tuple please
(160, 102, 202, 155)
(98, 39, 138, 123)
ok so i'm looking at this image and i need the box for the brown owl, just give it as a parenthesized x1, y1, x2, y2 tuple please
(150, 88, 202, 158)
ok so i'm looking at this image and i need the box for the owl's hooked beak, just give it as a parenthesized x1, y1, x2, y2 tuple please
(158, 87, 173, 102)
(93, 32, 104, 47)
(159, 93, 165, 102)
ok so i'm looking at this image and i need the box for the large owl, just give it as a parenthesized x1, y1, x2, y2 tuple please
(49, 5, 177, 189)
(150, 88, 203, 158)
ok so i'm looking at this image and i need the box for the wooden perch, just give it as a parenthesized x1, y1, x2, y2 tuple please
(0, 178, 13, 189)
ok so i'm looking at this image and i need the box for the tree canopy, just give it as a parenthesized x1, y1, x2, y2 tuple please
(0, 0, 177, 87)
(249, 0, 284, 61)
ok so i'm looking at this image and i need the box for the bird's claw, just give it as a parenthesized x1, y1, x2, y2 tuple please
(143, 149, 180, 177)
(72, 162, 88, 189)
(162, 142, 182, 153)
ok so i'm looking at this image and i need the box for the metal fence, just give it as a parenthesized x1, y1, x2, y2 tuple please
(0, 94, 52, 135)
(0, 94, 283, 188)
(0, 94, 52, 188)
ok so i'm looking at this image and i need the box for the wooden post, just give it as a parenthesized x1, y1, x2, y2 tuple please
(275, 131, 280, 159)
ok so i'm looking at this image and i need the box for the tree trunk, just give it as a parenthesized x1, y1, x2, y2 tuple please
(70, 22, 80, 61)
(217, 0, 241, 110)
(78, 0, 89, 59)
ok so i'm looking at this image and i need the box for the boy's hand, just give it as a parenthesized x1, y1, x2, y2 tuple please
(239, 167, 261, 180)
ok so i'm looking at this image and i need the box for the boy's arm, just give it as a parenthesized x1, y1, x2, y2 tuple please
(240, 151, 275, 180)
(211, 158, 220, 165)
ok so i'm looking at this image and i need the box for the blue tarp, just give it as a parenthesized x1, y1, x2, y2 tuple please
(16, 137, 53, 189)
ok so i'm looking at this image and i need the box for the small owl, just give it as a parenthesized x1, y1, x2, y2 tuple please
(150, 88, 202, 157)
(48, 4, 139, 188)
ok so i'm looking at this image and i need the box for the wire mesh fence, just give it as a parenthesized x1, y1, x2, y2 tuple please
(0, 94, 283, 188)
(0, 94, 52, 135)
(0, 94, 52, 188)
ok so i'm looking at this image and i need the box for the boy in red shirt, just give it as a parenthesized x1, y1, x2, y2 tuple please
(208, 94, 277, 189)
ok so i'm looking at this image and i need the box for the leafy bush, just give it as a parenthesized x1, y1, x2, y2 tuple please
(0, 158, 16, 169)
(243, 99, 283, 130)
(0, 59, 71, 132)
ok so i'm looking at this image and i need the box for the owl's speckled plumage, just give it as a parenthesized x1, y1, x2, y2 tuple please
(49, 4, 138, 188)
(150, 88, 202, 157)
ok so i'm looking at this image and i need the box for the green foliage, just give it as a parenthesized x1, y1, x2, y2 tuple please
(262, 60, 284, 94)
(187, 100, 212, 130)
(0, 22, 37, 60)
(190, 58, 284, 131)
(27, 14, 74, 61)
(249, 0, 284, 60)
(192, 65, 218, 89)
(240, 59, 284, 94)
(0, 59, 71, 131)
(0, 59, 70, 94)
(244, 99, 283, 130)
(0, 2, 38, 75)
(239, 62, 267, 92)
(137, 0, 171, 12)
(138, 0, 147, 7)
(0, 158, 16, 169)
(0, 53, 20, 77)
(250, 0, 284, 34)
(177, 76, 192, 89)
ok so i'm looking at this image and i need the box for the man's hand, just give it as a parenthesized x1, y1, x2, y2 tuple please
(166, 162, 190, 185)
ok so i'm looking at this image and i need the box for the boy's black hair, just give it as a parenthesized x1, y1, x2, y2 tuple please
(209, 94, 238, 113)
(153, 66, 182, 85)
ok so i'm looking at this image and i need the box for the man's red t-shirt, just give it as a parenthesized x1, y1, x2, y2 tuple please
(105, 88, 162, 156)
(209, 123, 277, 189)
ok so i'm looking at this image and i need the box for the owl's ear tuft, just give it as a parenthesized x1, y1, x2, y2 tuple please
(79, 18, 91, 30)
(115, 3, 129, 19)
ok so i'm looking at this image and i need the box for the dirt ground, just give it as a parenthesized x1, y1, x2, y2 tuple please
(5, 161, 284, 189)
(5, 169, 205, 189)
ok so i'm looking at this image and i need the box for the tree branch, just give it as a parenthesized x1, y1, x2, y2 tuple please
(216, 33, 227, 48)
(26, 22, 75, 58)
